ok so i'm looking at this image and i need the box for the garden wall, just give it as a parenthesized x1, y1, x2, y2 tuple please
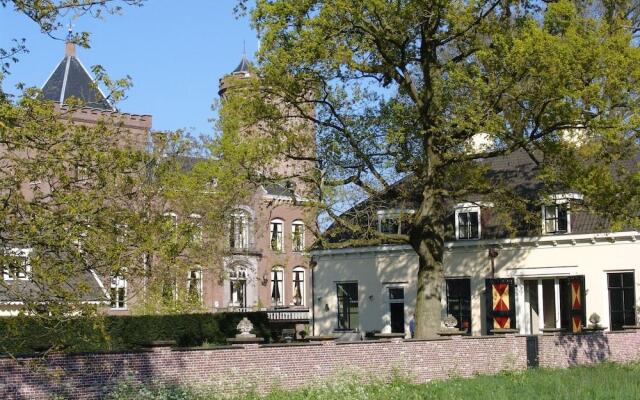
(1, 329, 639, 400)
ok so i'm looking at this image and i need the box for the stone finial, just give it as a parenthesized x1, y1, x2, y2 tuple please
(236, 317, 256, 338)
(443, 314, 458, 329)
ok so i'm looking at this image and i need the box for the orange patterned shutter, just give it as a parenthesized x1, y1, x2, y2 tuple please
(485, 278, 516, 334)
(567, 276, 586, 333)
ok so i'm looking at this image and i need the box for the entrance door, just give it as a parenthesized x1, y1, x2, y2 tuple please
(446, 278, 472, 333)
(389, 287, 405, 333)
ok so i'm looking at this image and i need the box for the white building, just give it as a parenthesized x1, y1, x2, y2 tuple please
(311, 151, 639, 337)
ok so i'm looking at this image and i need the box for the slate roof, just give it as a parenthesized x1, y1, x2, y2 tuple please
(322, 148, 636, 245)
(232, 54, 251, 74)
(0, 270, 107, 303)
(41, 43, 114, 111)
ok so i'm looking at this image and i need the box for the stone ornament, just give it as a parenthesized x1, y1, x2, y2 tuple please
(443, 314, 458, 329)
(236, 317, 256, 338)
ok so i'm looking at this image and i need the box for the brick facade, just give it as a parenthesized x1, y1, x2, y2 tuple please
(2, 329, 639, 399)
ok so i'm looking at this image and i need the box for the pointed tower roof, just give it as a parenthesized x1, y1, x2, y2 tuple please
(41, 40, 114, 111)
(232, 54, 251, 74)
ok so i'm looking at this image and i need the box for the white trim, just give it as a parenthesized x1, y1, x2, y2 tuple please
(90, 269, 109, 300)
(59, 55, 72, 103)
(40, 57, 64, 90)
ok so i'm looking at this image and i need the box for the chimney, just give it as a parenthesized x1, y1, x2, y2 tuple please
(65, 41, 76, 57)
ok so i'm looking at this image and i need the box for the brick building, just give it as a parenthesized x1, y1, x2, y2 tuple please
(1, 43, 313, 333)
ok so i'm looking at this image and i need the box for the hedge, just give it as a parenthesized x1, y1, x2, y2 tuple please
(0, 312, 271, 355)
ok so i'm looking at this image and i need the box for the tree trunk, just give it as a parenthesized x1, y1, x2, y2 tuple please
(411, 221, 445, 338)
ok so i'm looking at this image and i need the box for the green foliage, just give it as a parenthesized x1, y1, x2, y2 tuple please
(104, 362, 640, 400)
(0, 312, 271, 354)
(217, 0, 640, 336)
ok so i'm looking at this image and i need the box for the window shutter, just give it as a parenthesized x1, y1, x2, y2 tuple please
(567, 275, 586, 333)
(485, 278, 516, 334)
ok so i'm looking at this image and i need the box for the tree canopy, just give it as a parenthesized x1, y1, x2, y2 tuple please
(218, 0, 640, 337)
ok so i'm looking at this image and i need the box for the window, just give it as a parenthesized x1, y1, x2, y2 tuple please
(187, 268, 202, 303)
(380, 217, 400, 234)
(388, 287, 405, 334)
(189, 214, 202, 243)
(292, 221, 305, 252)
(110, 275, 126, 309)
(543, 204, 569, 234)
(608, 272, 636, 330)
(270, 219, 283, 252)
(446, 278, 472, 333)
(163, 212, 178, 232)
(377, 209, 414, 234)
(229, 210, 249, 250)
(229, 267, 247, 307)
(271, 267, 284, 306)
(337, 282, 359, 331)
(2, 249, 31, 281)
(456, 207, 480, 240)
(292, 267, 305, 306)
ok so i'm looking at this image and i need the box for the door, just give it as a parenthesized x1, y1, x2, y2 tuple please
(561, 276, 586, 333)
(389, 287, 405, 333)
(446, 278, 472, 333)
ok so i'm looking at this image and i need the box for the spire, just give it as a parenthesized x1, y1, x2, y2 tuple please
(41, 36, 114, 111)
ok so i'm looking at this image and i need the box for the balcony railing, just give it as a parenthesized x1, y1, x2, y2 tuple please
(221, 306, 310, 322)
(266, 308, 310, 322)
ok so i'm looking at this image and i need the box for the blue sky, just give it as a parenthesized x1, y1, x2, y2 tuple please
(1, 0, 257, 136)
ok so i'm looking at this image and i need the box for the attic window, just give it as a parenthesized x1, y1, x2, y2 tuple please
(377, 209, 414, 235)
(455, 206, 480, 240)
(543, 204, 569, 234)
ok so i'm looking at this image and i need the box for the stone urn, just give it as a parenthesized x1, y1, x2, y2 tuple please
(438, 314, 466, 337)
(226, 317, 264, 344)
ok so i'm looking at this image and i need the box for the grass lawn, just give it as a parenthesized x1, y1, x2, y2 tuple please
(108, 362, 640, 400)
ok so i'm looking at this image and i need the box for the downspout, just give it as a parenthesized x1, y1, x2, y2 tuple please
(311, 257, 316, 336)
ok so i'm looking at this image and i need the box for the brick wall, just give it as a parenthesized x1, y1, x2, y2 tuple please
(0, 330, 638, 400)
(537, 329, 640, 368)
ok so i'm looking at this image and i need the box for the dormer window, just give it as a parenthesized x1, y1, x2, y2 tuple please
(455, 205, 480, 240)
(377, 209, 414, 234)
(2, 249, 31, 281)
(543, 204, 569, 234)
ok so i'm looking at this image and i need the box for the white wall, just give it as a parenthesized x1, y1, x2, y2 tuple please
(313, 232, 640, 336)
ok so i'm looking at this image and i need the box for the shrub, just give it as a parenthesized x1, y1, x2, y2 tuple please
(0, 312, 270, 355)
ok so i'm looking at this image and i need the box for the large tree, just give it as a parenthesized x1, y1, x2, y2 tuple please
(217, 0, 640, 337)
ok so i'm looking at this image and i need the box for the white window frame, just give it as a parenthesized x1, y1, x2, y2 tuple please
(270, 219, 284, 252)
(187, 268, 203, 303)
(271, 266, 285, 306)
(2, 248, 32, 281)
(110, 275, 127, 310)
(292, 267, 305, 306)
(229, 266, 247, 307)
(229, 210, 250, 250)
(542, 202, 571, 235)
(163, 212, 178, 229)
(454, 204, 481, 240)
(189, 213, 203, 243)
(376, 209, 415, 234)
(291, 220, 305, 252)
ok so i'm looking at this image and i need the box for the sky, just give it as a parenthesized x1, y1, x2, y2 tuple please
(1, 0, 257, 136)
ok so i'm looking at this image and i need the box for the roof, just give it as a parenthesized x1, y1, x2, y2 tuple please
(0, 270, 107, 303)
(41, 43, 114, 111)
(232, 54, 251, 74)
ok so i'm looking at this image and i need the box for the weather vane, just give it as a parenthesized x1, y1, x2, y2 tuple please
(66, 22, 74, 40)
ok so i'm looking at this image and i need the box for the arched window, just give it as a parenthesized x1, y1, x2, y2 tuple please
(229, 210, 250, 250)
(292, 220, 305, 252)
(229, 266, 247, 307)
(271, 266, 284, 306)
(292, 267, 305, 306)
(270, 219, 284, 252)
